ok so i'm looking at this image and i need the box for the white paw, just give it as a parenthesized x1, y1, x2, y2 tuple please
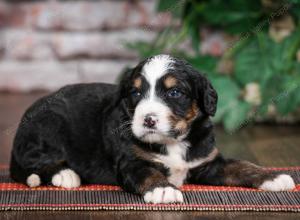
(259, 174, 295, 191)
(26, 174, 41, 187)
(52, 169, 81, 188)
(143, 186, 184, 204)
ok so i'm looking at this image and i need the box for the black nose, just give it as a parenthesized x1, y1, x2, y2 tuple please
(143, 115, 156, 128)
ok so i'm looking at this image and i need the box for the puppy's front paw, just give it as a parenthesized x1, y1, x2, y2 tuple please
(259, 174, 295, 191)
(143, 186, 183, 204)
(52, 169, 81, 188)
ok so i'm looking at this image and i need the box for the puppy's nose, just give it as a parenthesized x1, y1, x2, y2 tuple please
(143, 114, 157, 128)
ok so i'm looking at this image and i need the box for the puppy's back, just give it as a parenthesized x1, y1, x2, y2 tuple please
(10, 83, 119, 186)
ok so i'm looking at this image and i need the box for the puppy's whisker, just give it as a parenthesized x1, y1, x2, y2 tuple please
(118, 121, 132, 129)
(112, 120, 132, 134)
(117, 123, 132, 133)
(120, 128, 133, 137)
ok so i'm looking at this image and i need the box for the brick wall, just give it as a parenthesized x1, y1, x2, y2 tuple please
(0, 0, 175, 92)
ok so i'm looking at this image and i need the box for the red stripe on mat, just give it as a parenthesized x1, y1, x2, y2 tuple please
(1, 165, 299, 191)
(1, 203, 300, 209)
(1, 165, 300, 212)
(0, 183, 299, 192)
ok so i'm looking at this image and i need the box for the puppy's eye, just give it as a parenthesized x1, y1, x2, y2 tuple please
(167, 88, 183, 98)
(131, 89, 142, 97)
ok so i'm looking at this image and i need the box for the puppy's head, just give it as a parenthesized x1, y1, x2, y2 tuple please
(120, 54, 217, 144)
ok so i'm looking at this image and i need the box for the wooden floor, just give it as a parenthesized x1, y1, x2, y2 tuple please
(0, 92, 300, 219)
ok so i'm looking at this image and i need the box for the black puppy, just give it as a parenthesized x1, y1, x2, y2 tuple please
(10, 55, 295, 203)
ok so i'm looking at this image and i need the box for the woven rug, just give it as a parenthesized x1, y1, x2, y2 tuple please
(0, 165, 300, 212)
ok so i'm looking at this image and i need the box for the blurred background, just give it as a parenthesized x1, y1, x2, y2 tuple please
(0, 0, 300, 166)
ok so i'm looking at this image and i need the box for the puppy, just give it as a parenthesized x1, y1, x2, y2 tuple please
(10, 55, 295, 204)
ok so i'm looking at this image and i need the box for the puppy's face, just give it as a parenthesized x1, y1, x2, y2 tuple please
(120, 55, 217, 144)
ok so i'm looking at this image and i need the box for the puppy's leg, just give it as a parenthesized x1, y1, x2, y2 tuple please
(51, 168, 81, 188)
(188, 155, 295, 191)
(11, 111, 81, 188)
(118, 159, 183, 204)
(11, 154, 81, 188)
(27, 159, 81, 188)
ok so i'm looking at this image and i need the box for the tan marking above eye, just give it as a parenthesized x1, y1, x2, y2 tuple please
(133, 77, 142, 89)
(164, 76, 177, 89)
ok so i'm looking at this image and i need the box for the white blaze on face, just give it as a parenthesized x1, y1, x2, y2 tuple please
(131, 55, 174, 143)
(142, 54, 173, 99)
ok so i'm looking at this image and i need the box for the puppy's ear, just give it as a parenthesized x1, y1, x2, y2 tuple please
(117, 67, 134, 116)
(118, 67, 134, 97)
(194, 73, 218, 116)
(118, 59, 147, 96)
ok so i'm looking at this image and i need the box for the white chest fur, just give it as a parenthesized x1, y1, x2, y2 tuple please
(153, 142, 218, 187)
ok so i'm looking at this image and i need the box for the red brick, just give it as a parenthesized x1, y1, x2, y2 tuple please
(51, 29, 155, 59)
(80, 60, 137, 84)
(0, 61, 81, 92)
(0, 2, 10, 27)
(1, 28, 155, 60)
(13, 0, 177, 31)
(0, 60, 137, 92)
(2, 29, 54, 60)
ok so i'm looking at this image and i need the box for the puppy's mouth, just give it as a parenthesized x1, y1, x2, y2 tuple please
(141, 128, 160, 137)
(144, 129, 156, 134)
(138, 128, 176, 144)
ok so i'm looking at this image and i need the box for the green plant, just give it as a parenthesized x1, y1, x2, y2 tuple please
(128, 0, 300, 132)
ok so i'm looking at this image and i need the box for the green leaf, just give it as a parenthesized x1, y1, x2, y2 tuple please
(156, 0, 183, 17)
(183, 9, 202, 54)
(291, 4, 300, 22)
(186, 55, 218, 74)
(260, 73, 283, 98)
(211, 77, 241, 122)
(223, 101, 251, 132)
(156, 0, 173, 11)
(187, 0, 262, 34)
(234, 37, 265, 85)
(273, 76, 300, 115)
(281, 27, 300, 63)
(259, 74, 300, 116)
(234, 34, 283, 86)
(234, 30, 300, 87)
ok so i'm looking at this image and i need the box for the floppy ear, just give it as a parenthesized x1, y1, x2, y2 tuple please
(118, 67, 134, 97)
(118, 59, 148, 96)
(116, 67, 134, 116)
(194, 73, 218, 116)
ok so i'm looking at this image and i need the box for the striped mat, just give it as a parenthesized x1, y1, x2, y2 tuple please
(0, 165, 300, 212)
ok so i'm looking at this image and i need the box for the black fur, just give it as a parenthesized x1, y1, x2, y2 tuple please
(10, 55, 282, 198)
